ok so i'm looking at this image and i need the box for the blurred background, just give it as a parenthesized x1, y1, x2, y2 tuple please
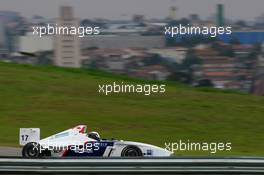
(0, 0, 263, 95)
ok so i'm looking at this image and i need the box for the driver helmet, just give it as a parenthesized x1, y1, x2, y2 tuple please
(88, 131, 100, 141)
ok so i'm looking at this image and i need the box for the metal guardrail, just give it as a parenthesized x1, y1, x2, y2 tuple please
(0, 157, 264, 174)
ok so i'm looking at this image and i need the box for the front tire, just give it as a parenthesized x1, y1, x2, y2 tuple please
(121, 145, 143, 157)
(22, 142, 41, 158)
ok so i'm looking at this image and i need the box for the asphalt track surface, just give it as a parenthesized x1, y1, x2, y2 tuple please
(0, 147, 21, 157)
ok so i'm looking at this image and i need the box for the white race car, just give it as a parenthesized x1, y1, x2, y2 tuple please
(19, 125, 172, 158)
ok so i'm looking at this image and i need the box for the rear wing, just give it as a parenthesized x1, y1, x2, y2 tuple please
(19, 128, 40, 146)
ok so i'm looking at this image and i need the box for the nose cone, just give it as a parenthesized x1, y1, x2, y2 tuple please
(152, 146, 174, 156)
(162, 148, 174, 156)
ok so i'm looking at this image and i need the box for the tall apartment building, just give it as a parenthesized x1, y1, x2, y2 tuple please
(0, 20, 8, 57)
(54, 6, 81, 68)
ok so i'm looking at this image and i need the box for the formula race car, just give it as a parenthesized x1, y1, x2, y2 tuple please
(19, 125, 173, 158)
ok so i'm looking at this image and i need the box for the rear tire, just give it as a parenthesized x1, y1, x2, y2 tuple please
(22, 142, 41, 158)
(121, 145, 143, 157)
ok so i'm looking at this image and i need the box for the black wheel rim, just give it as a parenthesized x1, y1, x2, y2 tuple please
(27, 144, 38, 157)
(125, 148, 139, 157)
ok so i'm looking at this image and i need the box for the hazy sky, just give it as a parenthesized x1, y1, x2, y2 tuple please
(0, 0, 263, 21)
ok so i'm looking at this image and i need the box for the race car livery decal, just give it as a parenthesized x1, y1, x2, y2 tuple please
(64, 141, 114, 157)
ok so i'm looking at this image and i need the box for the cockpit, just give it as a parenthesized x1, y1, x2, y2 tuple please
(87, 131, 101, 141)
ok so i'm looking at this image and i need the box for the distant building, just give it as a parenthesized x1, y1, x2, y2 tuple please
(54, 6, 81, 68)
(254, 53, 264, 95)
(19, 32, 52, 53)
(0, 21, 5, 44)
(0, 11, 20, 21)
(193, 47, 253, 92)
(132, 15, 145, 24)
(82, 35, 165, 49)
(133, 65, 171, 80)
(0, 20, 8, 57)
(219, 31, 264, 44)
(82, 48, 152, 74)
(0, 11, 23, 53)
(147, 47, 187, 64)
(216, 4, 224, 26)
(169, 6, 177, 21)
